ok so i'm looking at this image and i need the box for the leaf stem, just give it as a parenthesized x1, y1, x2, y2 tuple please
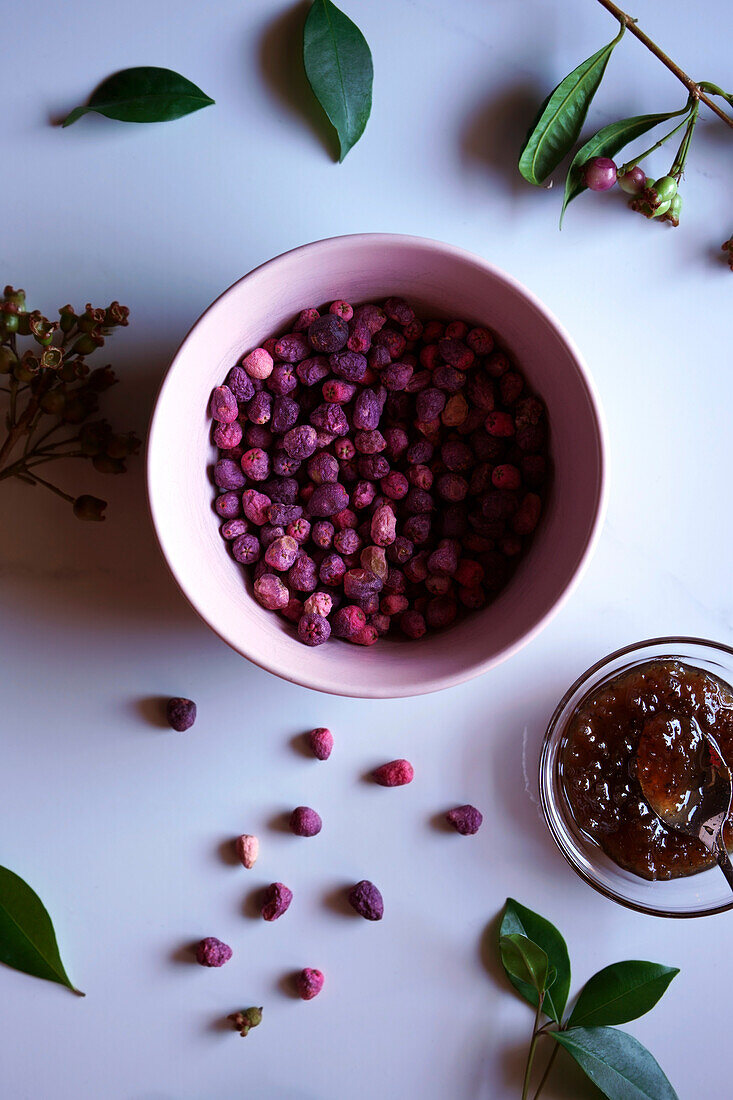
(595, 0, 733, 129)
(521, 996, 545, 1100)
(670, 101, 699, 177)
(531, 1043, 560, 1100)
(620, 112, 691, 172)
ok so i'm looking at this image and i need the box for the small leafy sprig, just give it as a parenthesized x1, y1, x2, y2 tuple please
(0, 865, 83, 996)
(519, 0, 733, 252)
(0, 287, 139, 520)
(498, 899, 679, 1100)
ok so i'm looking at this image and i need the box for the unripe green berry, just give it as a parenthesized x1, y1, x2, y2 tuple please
(652, 176, 678, 204)
(651, 198, 672, 219)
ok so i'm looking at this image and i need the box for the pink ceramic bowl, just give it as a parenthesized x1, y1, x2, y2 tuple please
(147, 234, 606, 697)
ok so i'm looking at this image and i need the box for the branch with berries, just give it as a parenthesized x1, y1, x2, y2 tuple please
(518, 0, 733, 261)
(0, 287, 139, 520)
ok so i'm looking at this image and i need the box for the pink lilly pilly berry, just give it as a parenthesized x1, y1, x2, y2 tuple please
(372, 759, 414, 787)
(296, 968, 324, 1000)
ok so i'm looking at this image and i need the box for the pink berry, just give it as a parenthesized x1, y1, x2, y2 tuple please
(296, 967, 325, 1000)
(261, 882, 293, 921)
(617, 165, 646, 195)
(373, 758, 414, 787)
(242, 347, 274, 380)
(308, 726, 333, 760)
(196, 937, 232, 967)
(583, 156, 617, 192)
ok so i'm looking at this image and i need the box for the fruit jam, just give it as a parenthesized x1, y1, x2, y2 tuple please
(561, 659, 733, 880)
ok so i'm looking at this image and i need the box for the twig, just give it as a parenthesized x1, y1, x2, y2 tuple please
(595, 0, 733, 129)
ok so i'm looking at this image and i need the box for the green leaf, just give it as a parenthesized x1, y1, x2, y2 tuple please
(0, 865, 83, 995)
(560, 108, 687, 222)
(499, 899, 570, 1023)
(62, 67, 214, 127)
(553, 1027, 679, 1100)
(499, 934, 550, 994)
(568, 961, 679, 1029)
(303, 0, 373, 161)
(518, 23, 625, 185)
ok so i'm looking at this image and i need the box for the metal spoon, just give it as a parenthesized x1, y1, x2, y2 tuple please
(636, 712, 733, 892)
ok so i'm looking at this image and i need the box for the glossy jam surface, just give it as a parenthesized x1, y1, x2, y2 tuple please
(561, 659, 733, 880)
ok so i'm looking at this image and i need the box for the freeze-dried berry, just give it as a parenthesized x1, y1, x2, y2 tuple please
(166, 697, 197, 732)
(344, 568, 382, 600)
(215, 491, 241, 519)
(400, 609, 426, 639)
(304, 591, 333, 617)
(242, 347, 274, 380)
(296, 968, 324, 1000)
(227, 365, 255, 402)
(298, 612, 331, 646)
(214, 421, 243, 450)
(297, 356, 330, 386)
(275, 332, 310, 363)
(308, 314, 349, 353)
(210, 385, 238, 424)
(307, 482, 349, 517)
(196, 937, 232, 967)
(373, 759, 414, 787)
(254, 574, 289, 610)
(283, 424, 318, 459)
(236, 834, 259, 868)
(289, 554, 319, 593)
(214, 458, 246, 491)
(308, 726, 333, 760)
(289, 806, 322, 836)
(242, 489, 272, 525)
(331, 604, 366, 638)
(446, 805, 483, 835)
(262, 882, 293, 921)
(232, 533, 261, 564)
(348, 880, 384, 921)
(211, 297, 549, 648)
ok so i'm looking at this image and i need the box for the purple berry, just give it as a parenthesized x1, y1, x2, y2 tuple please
(297, 612, 331, 646)
(166, 697, 197, 732)
(308, 314, 349, 354)
(289, 806, 322, 836)
(348, 880, 383, 921)
(196, 937, 232, 967)
(308, 726, 333, 759)
(583, 156, 617, 191)
(445, 804, 483, 835)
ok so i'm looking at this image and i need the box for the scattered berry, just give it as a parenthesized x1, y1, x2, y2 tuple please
(296, 968, 325, 1000)
(262, 882, 293, 921)
(236, 834, 259, 869)
(308, 727, 333, 760)
(166, 697, 197, 732)
(196, 937, 232, 967)
(372, 759, 414, 787)
(289, 806, 322, 837)
(348, 880, 384, 921)
(445, 805, 483, 835)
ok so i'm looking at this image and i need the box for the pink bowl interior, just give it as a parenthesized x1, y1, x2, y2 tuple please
(148, 234, 606, 697)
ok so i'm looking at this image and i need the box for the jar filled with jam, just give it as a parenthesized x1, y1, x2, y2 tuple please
(560, 659, 733, 880)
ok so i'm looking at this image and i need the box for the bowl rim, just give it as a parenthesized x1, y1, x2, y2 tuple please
(539, 634, 733, 917)
(146, 232, 609, 697)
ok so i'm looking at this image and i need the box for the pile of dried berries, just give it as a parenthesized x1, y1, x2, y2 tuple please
(209, 297, 549, 647)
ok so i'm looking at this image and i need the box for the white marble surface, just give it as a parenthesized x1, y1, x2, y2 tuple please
(3, 0, 733, 1096)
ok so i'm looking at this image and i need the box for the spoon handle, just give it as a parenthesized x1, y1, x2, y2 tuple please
(715, 839, 733, 894)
